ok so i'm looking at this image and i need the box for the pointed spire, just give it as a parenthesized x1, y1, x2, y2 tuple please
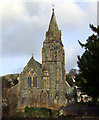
(48, 7, 59, 32)
(44, 7, 62, 45)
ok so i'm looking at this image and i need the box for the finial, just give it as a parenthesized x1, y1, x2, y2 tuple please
(52, 4, 54, 11)
(32, 53, 34, 58)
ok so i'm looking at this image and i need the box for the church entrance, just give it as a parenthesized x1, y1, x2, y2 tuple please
(40, 90, 49, 105)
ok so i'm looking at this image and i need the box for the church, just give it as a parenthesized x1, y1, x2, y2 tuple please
(8, 8, 70, 111)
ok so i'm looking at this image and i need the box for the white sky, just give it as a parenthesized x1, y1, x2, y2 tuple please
(0, 0, 98, 76)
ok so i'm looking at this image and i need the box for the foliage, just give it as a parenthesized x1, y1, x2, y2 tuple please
(13, 78, 18, 85)
(2, 74, 19, 89)
(9, 74, 18, 85)
(66, 69, 77, 87)
(2, 105, 9, 114)
(24, 106, 51, 118)
(25, 106, 29, 113)
(75, 24, 99, 100)
(66, 75, 74, 87)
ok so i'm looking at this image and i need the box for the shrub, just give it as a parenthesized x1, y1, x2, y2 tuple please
(24, 106, 29, 113)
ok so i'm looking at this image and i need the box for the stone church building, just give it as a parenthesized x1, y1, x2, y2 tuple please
(8, 8, 70, 110)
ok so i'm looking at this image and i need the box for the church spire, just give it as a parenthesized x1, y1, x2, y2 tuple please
(48, 7, 59, 32)
(44, 7, 62, 45)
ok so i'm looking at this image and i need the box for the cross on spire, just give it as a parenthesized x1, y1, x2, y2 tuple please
(52, 4, 55, 11)
(32, 53, 34, 58)
(52, 4, 54, 8)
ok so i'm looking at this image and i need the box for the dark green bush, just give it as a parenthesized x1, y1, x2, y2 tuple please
(24, 106, 51, 117)
(24, 106, 29, 113)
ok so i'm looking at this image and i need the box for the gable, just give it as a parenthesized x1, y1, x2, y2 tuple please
(19, 57, 42, 90)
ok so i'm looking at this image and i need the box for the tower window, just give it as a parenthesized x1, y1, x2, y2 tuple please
(33, 76, 37, 87)
(50, 50, 53, 58)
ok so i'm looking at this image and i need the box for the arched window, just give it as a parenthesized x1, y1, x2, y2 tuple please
(33, 76, 37, 87)
(28, 76, 31, 87)
(30, 77, 31, 87)
(28, 69, 37, 88)
(50, 50, 53, 58)
(28, 77, 29, 85)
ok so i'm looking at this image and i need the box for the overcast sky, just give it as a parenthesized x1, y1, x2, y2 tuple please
(0, 0, 98, 76)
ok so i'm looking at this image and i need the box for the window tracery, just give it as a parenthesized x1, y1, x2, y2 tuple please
(27, 69, 37, 88)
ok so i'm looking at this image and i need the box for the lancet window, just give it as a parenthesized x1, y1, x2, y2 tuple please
(33, 76, 37, 87)
(28, 76, 31, 87)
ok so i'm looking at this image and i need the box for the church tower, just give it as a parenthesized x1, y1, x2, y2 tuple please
(42, 8, 67, 104)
